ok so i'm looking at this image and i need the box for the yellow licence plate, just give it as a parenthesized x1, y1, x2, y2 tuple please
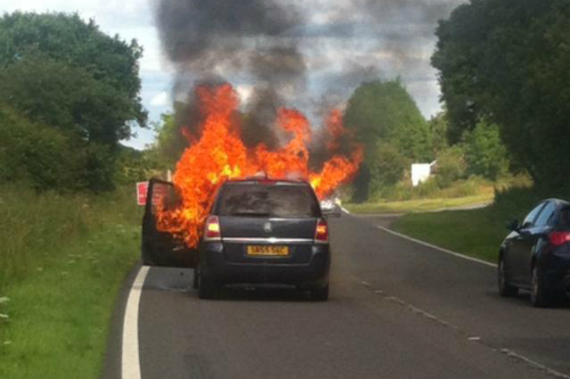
(247, 245, 289, 257)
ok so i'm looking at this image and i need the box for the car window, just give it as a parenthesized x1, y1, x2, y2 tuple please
(217, 184, 319, 218)
(534, 202, 556, 227)
(522, 202, 546, 227)
(559, 207, 570, 227)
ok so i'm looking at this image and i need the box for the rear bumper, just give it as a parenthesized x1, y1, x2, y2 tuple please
(542, 252, 570, 292)
(199, 242, 330, 288)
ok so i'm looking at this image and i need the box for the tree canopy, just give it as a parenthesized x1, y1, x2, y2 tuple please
(344, 79, 432, 201)
(432, 0, 570, 187)
(0, 12, 147, 191)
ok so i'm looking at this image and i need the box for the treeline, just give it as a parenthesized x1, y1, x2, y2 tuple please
(345, 0, 570, 202)
(342, 79, 509, 203)
(432, 0, 570, 190)
(0, 12, 150, 192)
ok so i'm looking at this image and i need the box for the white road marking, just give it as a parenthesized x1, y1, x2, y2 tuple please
(341, 206, 351, 214)
(500, 349, 570, 379)
(376, 225, 497, 268)
(122, 266, 150, 379)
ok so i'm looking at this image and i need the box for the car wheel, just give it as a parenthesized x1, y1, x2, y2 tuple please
(198, 269, 218, 300)
(498, 255, 518, 297)
(530, 265, 553, 308)
(141, 239, 154, 266)
(310, 284, 329, 302)
(192, 267, 199, 290)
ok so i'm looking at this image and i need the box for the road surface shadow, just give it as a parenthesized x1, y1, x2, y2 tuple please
(194, 286, 318, 302)
(484, 289, 570, 309)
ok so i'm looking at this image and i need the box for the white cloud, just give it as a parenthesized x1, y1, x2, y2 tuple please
(150, 91, 170, 107)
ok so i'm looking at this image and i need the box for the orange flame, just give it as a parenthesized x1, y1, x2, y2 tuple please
(157, 83, 362, 248)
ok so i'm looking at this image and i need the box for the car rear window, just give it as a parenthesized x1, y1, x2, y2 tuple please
(216, 184, 319, 218)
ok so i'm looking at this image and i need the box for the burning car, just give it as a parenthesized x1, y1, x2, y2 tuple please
(142, 177, 333, 300)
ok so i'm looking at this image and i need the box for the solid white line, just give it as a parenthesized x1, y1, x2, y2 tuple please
(500, 349, 570, 379)
(121, 266, 150, 379)
(340, 206, 351, 214)
(376, 225, 497, 268)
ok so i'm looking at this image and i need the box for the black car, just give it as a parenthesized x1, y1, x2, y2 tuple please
(498, 198, 570, 307)
(141, 178, 332, 301)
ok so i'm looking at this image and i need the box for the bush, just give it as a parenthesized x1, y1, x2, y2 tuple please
(434, 145, 467, 188)
(369, 142, 409, 197)
(464, 121, 510, 180)
(0, 106, 77, 190)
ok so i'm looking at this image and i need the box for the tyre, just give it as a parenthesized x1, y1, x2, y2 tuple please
(141, 239, 154, 266)
(310, 284, 329, 302)
(197, 268, 218, 299)
(498, 255, 518, 297)
(192, 268, 199, 290)
(530, 265, 554, 308)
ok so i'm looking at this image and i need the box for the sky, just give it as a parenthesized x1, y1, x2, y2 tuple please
(0, 0, 464, 150)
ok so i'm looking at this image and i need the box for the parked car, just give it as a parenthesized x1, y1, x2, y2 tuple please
(498, 198, 570, 307)
(142, 177, 333, 301)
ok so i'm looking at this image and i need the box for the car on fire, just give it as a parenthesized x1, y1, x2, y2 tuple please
(142, 177, 334, 300)
(498, 198, 570, 307)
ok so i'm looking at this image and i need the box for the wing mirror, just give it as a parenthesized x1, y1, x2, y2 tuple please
(507, 219, 520, 231)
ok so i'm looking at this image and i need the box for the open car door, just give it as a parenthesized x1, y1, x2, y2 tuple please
(141, 178, 198, 268)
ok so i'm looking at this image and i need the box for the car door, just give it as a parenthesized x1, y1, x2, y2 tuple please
(513, 201, 558, 285)
(519, 201, 557, 284)
(141, 178, 198, 268)
(506, 202, 546, 284)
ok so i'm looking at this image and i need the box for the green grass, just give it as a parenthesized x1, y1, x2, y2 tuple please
(392, 207, 503, 262)
(345, 193, 493, 214)
(391, 186, 555, 263)
(0, 185, 142, 379)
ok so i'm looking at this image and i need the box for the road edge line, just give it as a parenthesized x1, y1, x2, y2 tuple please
(121, 265, 150, 379)
(376, 225, 497, 268)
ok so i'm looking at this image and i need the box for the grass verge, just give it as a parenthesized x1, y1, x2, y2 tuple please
(391, 186, 554, 263)
(345, 193, 493, 214)
(0, 185, 141, 379)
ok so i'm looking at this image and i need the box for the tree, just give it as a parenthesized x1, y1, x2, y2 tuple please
(432, 0, 570, 187)
(428, 111, 449, 155)
(0, 12, 148, 191)
(0, 12, 147, 145)
(149, 112, 189, 170)
(464, 120, 509, 181)
(344, 79, 432, 200)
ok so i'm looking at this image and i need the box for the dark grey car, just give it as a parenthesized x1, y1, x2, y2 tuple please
(499, 198, 570, 307)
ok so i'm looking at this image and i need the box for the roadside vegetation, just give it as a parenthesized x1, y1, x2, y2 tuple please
(391, 185, 566, 263)
(392, 0, 570, 262)
(0, 185, 141, 379)
(0, 12, 154, 379)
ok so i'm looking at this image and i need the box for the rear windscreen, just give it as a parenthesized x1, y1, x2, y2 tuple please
(216, 184, 319, 218)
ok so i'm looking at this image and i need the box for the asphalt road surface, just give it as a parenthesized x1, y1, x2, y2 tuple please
(103, 213, 570, 379)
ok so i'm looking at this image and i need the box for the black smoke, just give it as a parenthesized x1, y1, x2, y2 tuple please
(155, 0, 307, 147)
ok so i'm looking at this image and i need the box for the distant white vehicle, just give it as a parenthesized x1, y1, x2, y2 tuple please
(320, 196, 341, 217)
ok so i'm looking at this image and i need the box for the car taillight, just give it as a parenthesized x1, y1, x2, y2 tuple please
(315, 218, 329, 243)
(204, 216, 221, 241)
(549, 231, 570, 246)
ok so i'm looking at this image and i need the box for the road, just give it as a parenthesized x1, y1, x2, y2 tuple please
(103, 213, 570, 379)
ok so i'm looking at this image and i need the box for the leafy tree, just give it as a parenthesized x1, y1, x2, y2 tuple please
(428, 111, 449, 155)
(434, 145, 467, 188)
(369, 142, 408, 194)
(432, 0, 570, 187)
(0, 12, 147, 191)
(149, 112, 189, 170)
(464, 121, 509, 181)
(344, 79, 433, 200)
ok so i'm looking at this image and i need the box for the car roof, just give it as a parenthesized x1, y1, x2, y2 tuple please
(539, 198, 569, 207)
(222, 178, 311, 186)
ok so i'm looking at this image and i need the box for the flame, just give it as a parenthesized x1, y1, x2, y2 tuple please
(157, 83, 362, 248)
